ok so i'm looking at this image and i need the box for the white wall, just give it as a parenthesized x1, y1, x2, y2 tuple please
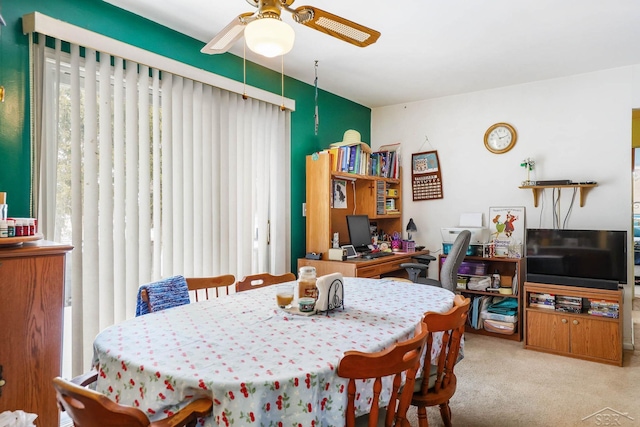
(372, 66, 639, 347)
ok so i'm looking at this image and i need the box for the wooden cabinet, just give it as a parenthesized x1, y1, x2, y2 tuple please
(306, 153, 402, 254)
(523, 282, 623, 366)
(441, 255, 524, 341)
(0, 241, 73, 427)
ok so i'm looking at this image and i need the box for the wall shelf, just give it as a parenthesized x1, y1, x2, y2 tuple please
(519, 183, 597, 207)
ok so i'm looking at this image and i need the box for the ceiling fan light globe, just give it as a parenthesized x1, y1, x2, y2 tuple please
(245, 17, 295, 57)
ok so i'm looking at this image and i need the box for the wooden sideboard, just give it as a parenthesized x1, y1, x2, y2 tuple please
(0, 241, 73, 427)
(297, 250, 431, 279)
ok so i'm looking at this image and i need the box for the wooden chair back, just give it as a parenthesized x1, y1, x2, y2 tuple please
(186, 275, 236, 301)
(235, 272, 296, 292)
(337, 322, 429, 427)
(53, 372, 212, 427)
(139, 274, 237, 311)
(411, 295, 471, 427)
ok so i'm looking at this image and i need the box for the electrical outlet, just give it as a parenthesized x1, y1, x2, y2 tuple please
(302, 203, 306, 217)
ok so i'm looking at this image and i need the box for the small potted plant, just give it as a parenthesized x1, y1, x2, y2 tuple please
(520, 158, 535, 186)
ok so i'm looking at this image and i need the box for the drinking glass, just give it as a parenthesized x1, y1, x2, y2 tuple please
(276, 284, 294, 309)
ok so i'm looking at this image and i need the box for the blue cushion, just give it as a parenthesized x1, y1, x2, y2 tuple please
(135, 275, 190, 316)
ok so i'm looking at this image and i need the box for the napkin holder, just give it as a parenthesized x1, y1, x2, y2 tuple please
(315, 273, 344, 314)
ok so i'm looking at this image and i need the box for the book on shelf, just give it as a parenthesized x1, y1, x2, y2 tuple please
(556, 300, 582, 307)
(557, 295, 582, 303)
(371, 142, 401, 179)
(555, 305, 582, 314)
(325, 141, 372, 175)
(530, 302, 556, 309)
(320, 142, 403, 178)
(588, 309, 619, 318)
(529, 293, 555, 303)
(588, 299, 619, 309)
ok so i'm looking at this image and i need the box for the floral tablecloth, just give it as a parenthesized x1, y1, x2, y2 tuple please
(92, 277, 455, 427)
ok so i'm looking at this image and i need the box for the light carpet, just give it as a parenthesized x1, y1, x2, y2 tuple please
(406, 316, 640, 427)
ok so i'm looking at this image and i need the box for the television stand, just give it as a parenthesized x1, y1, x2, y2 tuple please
(523, 282, 623, 366)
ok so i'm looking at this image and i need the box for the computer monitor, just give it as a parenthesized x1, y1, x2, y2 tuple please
(346, 215, 372, 253)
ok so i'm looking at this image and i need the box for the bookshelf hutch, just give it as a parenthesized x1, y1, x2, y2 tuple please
(305, 152, 403, 255)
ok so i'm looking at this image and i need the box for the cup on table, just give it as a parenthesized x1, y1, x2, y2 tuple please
(276, 284, 294, 309)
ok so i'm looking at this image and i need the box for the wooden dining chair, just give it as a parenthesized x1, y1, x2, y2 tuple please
(337, 321, 429, 427)
(411, 295, 471, 427)
(235, 272, 296, 292)
(186, 275, 236, 301)
(53, 371, 213, 427)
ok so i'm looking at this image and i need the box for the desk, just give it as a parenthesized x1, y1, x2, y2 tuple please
(298, 249, 432, 279)
(92, 278, 454, 427)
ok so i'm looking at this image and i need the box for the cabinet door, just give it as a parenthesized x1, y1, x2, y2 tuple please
(570, 317, 621, 362)
(526, 310, 570, 352)
(0, 254, 66, 427)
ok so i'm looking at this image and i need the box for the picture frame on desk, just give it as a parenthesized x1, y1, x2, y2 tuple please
(489, 206, 525, 258)
(341, 245, 358, 259)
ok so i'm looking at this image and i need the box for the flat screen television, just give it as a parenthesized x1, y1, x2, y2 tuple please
(525, 228, 627, 290)
(346, 215, 372, 253)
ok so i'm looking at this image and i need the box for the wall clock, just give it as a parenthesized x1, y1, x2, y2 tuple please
(484, 122, 517, 154)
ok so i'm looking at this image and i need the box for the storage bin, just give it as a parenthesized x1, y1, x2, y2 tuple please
(483, 319, 517, 335)
(442, 243, 474, 256)
(457, 261, 488, 276)
(480, 311, 517, 323)
(440, 257, 488, 275)
(401, 240, 415, 252)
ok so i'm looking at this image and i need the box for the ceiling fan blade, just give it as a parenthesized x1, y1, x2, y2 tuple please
(292, 6, 380, 47)
(201, 12, 255, 55)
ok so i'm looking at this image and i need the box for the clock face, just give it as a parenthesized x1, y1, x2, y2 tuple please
(484, 123, 517, 154)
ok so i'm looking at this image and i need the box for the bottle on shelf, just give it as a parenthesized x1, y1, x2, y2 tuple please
(491, 270, 501, 289)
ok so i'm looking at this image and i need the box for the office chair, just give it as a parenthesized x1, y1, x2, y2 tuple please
(399, 254, 437, 283)
(423, 230, 471, 292)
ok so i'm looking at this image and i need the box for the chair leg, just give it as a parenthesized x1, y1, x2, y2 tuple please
(417, 406, 429, 427)
(439, 402, 452, 427)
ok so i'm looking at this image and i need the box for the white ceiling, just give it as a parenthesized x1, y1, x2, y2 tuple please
(104, 0, 640, 108)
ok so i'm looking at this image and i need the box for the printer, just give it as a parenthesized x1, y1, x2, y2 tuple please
(441, 213, 490, 244)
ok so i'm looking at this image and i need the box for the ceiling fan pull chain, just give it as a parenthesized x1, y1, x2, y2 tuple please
(280, 55, 286, 111)
(314, 60, 319, 135)
(242, 43, 248, 100)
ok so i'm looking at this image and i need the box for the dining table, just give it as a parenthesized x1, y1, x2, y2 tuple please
(92, 277, 457, 427)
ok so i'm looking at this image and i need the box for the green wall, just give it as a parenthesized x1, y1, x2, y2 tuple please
(0, 0, 371, 272)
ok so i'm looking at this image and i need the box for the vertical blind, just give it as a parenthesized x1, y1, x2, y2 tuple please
(31, 35, 291, 375)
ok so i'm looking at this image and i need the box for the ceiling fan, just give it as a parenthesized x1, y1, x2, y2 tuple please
(200, 0, 381, 57)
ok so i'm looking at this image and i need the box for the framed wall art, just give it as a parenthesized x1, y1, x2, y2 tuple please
(411, 151, 443, 201)
(332, 179, 348, 209)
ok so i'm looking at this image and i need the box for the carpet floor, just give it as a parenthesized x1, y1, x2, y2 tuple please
(405, 310, 640, 427)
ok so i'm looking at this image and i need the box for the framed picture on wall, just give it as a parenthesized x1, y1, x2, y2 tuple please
(332, 179, 348, 209)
